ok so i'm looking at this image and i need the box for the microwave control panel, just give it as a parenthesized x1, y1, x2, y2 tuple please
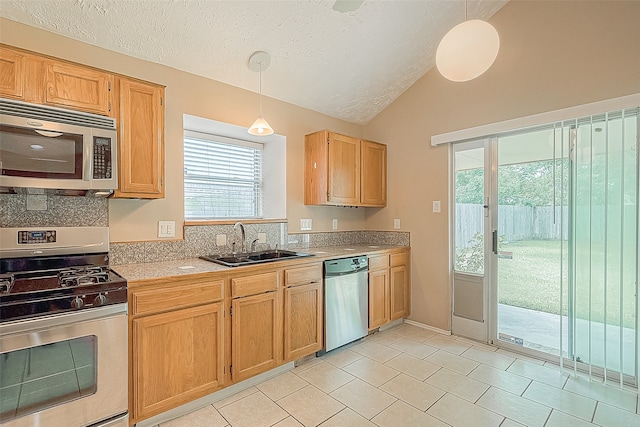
(93, 137, 113, 179)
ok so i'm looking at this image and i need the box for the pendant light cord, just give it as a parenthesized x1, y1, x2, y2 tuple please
(465, 0, 468, 22)
(259, 62, 263, 116)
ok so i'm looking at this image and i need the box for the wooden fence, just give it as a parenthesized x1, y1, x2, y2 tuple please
(455, 204, 569, 247)
(456, 203, 636, 247)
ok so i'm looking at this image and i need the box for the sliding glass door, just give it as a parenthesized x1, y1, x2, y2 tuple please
(494, 126, 569, 358)
(451, 108, 639, 385)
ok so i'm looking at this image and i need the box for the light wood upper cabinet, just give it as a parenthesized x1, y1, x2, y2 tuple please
(328, 133, 361, 205)
(132, 302, 224, 422)
(0, 47, 25, 99)
(44, 61, 114, 116)
(361, 140, 387, 207)
(304, 130, 386, 207)
(283, 264, 323, 361)
(0, 45, 44, 103)
(113, 77, 165, 198)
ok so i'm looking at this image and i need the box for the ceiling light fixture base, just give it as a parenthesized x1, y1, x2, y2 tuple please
(248, 51, 271, 72)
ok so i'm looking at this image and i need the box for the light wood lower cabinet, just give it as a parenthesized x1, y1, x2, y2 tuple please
(132, 302, 224, 421)
(129, 277, 225, 424)
(390, 252, 410, 320)
(368, 249, 411, 329)
(368, 268, 390, 330)
(232, 291, 280, 382)
(283, 264, 323, 362)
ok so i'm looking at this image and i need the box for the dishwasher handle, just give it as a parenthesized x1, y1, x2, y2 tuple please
(324, 265, 369, 277)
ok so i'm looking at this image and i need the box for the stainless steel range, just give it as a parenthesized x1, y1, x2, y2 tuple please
(0, 227, 128, 427)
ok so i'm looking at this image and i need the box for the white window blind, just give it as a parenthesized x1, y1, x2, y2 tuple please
(184, 130, 263, 220)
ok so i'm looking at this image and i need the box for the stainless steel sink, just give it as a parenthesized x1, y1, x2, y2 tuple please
(200, 249, 313, 267)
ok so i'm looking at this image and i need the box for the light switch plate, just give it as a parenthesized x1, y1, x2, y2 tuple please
(300, 219, 312, 231)
(216, 234, 227, 246)
(332, 219, 338, 230)
(158, 221, 175, 238)
(393, 218, 400, 229)
(257, 232, 267, 243)
(433, 200, 441, 213)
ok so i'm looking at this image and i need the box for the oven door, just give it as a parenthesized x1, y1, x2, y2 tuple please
(0, 305, 127, 427)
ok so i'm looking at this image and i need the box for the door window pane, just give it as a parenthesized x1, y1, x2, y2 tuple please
(454, 147, 485, 274)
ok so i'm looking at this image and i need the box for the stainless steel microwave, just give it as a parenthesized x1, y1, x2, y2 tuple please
(0, 98, 117, 194)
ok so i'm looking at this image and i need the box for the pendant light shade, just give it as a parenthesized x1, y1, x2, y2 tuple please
(248, 115, 273, 135)
(248, 51, 274, 136)
(436, 3, 500, 82)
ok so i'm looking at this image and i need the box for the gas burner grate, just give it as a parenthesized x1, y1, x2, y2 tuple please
(58, 266, 110, 287)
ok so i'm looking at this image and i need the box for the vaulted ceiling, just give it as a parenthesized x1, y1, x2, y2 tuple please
(0, 0, 508, 124)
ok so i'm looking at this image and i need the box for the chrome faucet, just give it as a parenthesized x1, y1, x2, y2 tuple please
(250, 238, 259, 252)
(233, 222, 246, 253)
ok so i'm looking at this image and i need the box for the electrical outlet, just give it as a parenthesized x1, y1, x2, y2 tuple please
(433, 200, 441, 213)
(257, 232, 267, 243)
(158, 221, 175, 238)
(300, 219, 312, 231)
(332, 219, 338, 230)
(216, 234, 227, 246)
(393, 218, 401, 229)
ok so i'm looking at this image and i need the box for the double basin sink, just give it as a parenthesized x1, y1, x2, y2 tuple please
(200, 249, 314, 267)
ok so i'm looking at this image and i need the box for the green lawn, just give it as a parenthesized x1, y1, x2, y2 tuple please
(498, 240, 637, 328)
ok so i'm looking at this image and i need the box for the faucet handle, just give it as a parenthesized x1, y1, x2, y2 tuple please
(231, 242, 237, 254)
(250, 238, 259, 252)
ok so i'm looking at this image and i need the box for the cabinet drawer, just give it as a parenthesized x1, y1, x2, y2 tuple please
(285, 264, 322, 287)
(131, 279, 224, 316)
(390, 252, 408, 267)
(232, 271, 278, 298)
(368, 254, 389, 271)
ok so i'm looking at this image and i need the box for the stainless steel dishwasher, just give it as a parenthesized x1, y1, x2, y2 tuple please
(323, 256, 369, 352)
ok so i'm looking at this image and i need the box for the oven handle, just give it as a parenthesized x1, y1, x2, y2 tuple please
(0, 303, 127, 337)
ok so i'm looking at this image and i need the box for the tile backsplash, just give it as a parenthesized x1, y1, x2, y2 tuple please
(0, 194, 108, 227)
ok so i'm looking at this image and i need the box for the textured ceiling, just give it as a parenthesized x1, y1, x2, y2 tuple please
(0, 0, 508, 124)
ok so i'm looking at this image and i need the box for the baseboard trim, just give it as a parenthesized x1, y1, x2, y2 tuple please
(135, 362, 294, 427)
(403, 319, 451, 336)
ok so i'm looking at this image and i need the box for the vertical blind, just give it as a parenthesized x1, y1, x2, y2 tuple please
(184, 130, 263, 220)
(567, 108, 638, 384)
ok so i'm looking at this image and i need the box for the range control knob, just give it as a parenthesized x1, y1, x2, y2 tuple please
(93, 293, 107, 306)
(71, 296, 84, 309)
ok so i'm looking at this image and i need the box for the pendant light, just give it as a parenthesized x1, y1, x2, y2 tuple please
(248, 51, 274, 136)
(435, 0, 500, 82)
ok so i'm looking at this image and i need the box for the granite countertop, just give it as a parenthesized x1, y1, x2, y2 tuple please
(111, 244, 407, 282)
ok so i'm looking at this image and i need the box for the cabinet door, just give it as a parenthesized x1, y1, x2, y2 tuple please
(328, 133, 360, 205)
(44, 61, 113, 115)
(0, 47, 25, 99)
(114, 78, 165, 198)
(232, 292, 280, 382)
(390, 265, 409, 320)
(132, 303, 224, 422)
(361, 140, 387, 207)
(368, 269, 389, 330)
(284, 282, 323, 361)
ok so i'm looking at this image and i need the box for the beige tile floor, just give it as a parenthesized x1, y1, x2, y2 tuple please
(158, 324, 640, 427)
